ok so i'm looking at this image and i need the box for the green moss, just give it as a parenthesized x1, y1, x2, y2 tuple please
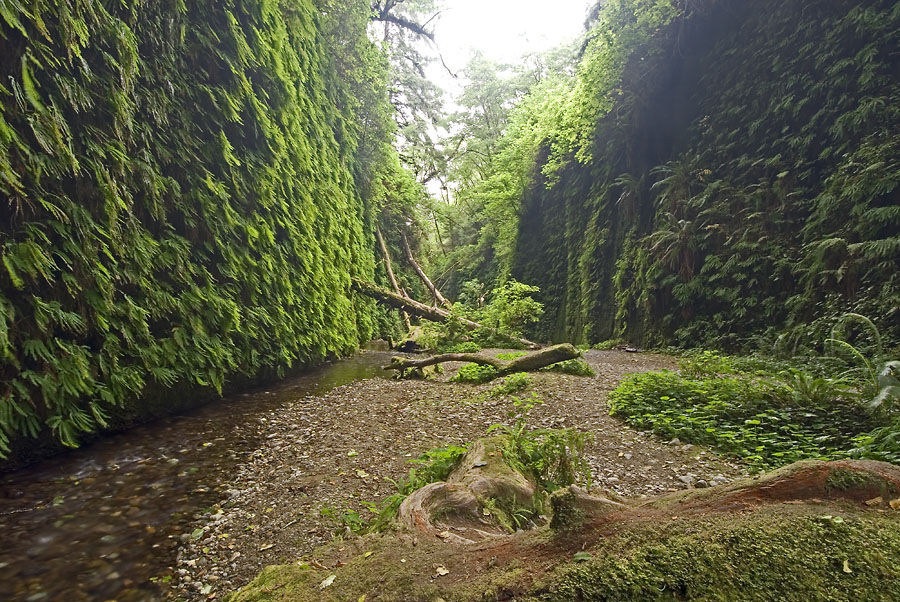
(826, 468, 897, 497)
(231, 503, 900, 601)
(496, 351, 528, 360)
(535, 507, 900, 602)
(548, 488, 587, 532)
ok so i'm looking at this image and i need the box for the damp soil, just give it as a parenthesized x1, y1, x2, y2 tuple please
(0, 349, 747, 601)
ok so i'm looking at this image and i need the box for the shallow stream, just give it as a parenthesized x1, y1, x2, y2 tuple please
(0, 350, 395, 602)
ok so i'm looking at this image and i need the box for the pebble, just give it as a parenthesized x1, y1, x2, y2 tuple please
(668, 438, 682, 445)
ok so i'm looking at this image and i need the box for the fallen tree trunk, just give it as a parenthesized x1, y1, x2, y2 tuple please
(384, 343, 578, 375)
(402, 229, 452, 309)
(352, 278, 470, 324)
(351, 279, 541, 350)
(375, 225, 412, 331)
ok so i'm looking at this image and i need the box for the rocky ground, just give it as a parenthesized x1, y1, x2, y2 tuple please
(168, 350, 748, 600)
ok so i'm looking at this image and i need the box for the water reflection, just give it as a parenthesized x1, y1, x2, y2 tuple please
(0, 350, 394, 601)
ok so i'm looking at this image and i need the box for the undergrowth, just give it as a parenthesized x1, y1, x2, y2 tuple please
(609, 370, 871, 470)
(490, 396, 593, 492)
(543, 359, 596, 377)
(610, 316, 900, 469)
(489, 372, 531, 397)
(452, 363, 499, 383)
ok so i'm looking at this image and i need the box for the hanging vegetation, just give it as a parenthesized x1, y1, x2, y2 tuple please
(503, 0, 900, 348)
(0, 0, 396, 455)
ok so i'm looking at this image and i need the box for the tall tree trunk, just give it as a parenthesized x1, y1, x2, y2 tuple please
(375, 225, 412, 331)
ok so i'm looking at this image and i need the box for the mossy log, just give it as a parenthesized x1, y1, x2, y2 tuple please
(351, 278, 541, 349)
(384, 343, 578, 375)
(233, 459, 900, 602)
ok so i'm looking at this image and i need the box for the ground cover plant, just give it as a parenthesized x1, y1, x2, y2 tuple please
(610, 317, 900, 470)
(489, 372, 532, 397)
(451, 363, 500, 384)
(416, 281, 545, 351)
(543, 358, 596, 377)
(489, 396, 593, 492)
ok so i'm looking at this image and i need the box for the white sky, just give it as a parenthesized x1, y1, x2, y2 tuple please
(426, 0, 592, 95)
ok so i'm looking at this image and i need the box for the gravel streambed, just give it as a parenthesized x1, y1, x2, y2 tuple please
(169, 350, 747, 600)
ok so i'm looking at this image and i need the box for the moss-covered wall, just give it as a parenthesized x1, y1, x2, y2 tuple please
(0, 0, 383, 454)
(512, 0, 900, 348)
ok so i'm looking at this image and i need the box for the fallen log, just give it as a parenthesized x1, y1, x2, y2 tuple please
(384, 343, 578, 375)
(402, 229, 452, 309)
(375, 225, 412, 331)
(351, 279, 541, 350)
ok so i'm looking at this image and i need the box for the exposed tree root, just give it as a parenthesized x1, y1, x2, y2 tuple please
(233, 455, 900, 601)
(398, 437, 540, 543)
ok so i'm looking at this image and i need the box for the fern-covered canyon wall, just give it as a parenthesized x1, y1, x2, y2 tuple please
(0, 0, 391, 455)
(511, 0, 900, 348)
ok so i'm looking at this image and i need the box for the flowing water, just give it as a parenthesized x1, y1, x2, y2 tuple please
(0, 350, 395, 602)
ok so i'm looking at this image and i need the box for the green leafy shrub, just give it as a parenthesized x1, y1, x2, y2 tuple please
(417, 303, 476, 351)
(440, 341, 482, 353)
(495, 351, 528, 361)
(451, 363, 499, 384)
(544, 359, 595, 377)
(608, 370, 877, 469)
(678, 350, 738, 378)
(774, 370, 855, 409)
(850, 418, 900, 465)
(489, 373, 531, 397)
(490, 396, 592, 491)
(592, 339, 625, 350)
